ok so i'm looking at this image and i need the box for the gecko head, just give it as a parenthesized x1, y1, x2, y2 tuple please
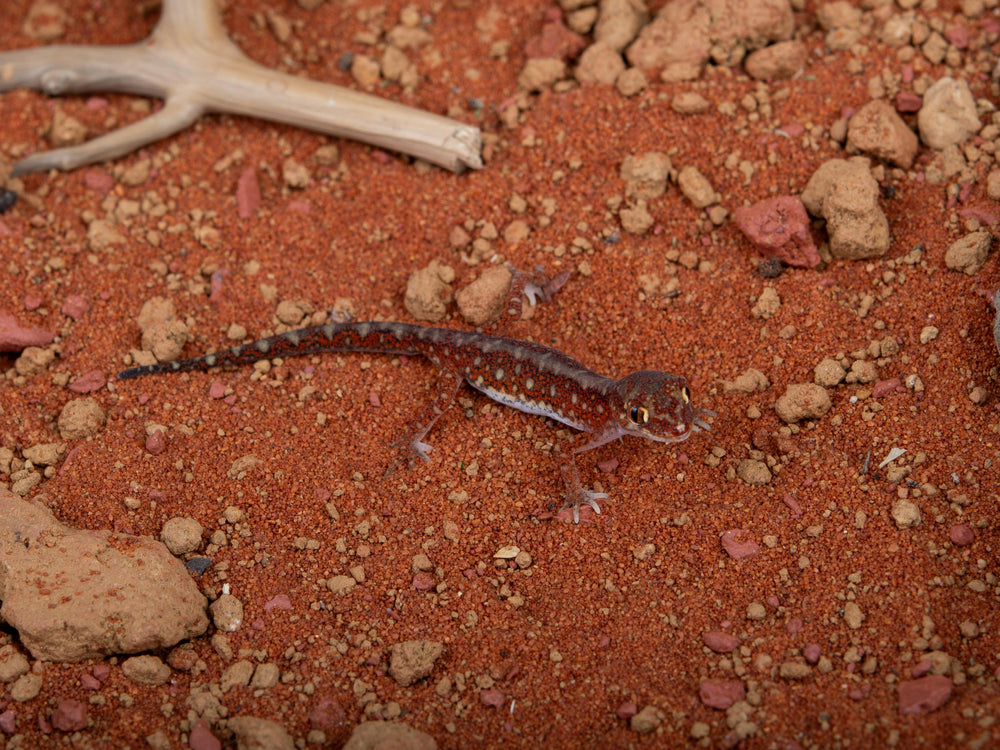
(610, 371, 706, 443)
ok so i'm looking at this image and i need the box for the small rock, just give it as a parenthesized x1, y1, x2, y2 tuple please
(676, 165, 718, 208)
(594, 0, 648, 52)
(161, 517, 204, 556)
(620, 152, 671, 200)
(733, 196, 819, 269)
(702, 631, 739, 653)
(342, 722, 437, 750)
(721, 528, 761, 558)
(945, 230, 992, 275)
(774, 383, 832, 423)
(814, 358, 846, 387)
(891, 499, 921, 528)
(898, 675, 953, 715)
(388, 640, 444, 687)
(456, 266, 513, 326)
(735, 460, 772, 487)
(779, 662, 812, 680)
(629, 705, 662, 734)
(801, 157, 890, 260)
(210, 595, 244, 632)
(56, 397, 107, 440)
(744, 40, 807, 80)
(949, 525, 974, 546)
(50, 699, 87, 732)
(122, 655, 171, 686)
(575, 41, 625, 85)
(918, 77, 981, 149)
(404, 261, 455, 322)
(847, 100, 919, 169)
(843, 601, 864, 629)
(517, 58, 567, 91)
(228, 716, 295, 750)
(699, 679, 745, 710)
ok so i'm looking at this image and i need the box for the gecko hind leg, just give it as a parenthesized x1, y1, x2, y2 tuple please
(384, 369, 463, 476)
(483, 266, 572, 335)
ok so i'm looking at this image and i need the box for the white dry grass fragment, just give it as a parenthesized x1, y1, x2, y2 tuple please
(878, 446, 907, 470)
(0, 0, 481, 175)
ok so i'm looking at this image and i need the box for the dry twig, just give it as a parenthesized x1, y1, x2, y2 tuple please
(0, 0, 482, 175)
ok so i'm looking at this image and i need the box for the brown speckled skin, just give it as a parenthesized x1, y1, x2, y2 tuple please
(120, 319, 703, 520)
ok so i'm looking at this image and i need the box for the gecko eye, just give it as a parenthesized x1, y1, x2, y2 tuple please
(680, 386, 690, 403)
(629, 406, 649, 424)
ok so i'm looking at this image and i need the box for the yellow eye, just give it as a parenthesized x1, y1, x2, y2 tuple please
(680, 386, 690, 403)
(629, 406, 649, 424)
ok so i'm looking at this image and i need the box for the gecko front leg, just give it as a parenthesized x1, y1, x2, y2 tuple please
(385, 367, 463, 475)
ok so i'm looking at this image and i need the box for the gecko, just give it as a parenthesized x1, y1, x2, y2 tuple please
(118, 273, 712, 522)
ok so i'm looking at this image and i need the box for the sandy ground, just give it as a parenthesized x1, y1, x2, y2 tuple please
(1, 0, 999, 747)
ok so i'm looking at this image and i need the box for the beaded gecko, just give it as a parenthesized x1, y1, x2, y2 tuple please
(118, 274, 712, 522)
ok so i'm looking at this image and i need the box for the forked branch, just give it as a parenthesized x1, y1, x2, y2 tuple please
(0, 0, 482, 175)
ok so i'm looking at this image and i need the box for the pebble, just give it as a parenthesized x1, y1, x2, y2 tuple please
(702, 631, 739, 652)
(774, 384, 832, 423)
(948, 525, 974, 546)
(897, 674, 953, 715)
(917, 77, 981, 149)
(699, 679, 745, 709)
(733, 196, 819, 269)
(50, 699, 87, 732)
(721, 528, 761, 559)
(847, 100, 918, 169)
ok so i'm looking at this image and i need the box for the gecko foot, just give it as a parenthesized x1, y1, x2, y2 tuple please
(559, 489, 607, 524)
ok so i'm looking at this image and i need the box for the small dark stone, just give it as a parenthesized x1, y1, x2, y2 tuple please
(758, 257, 784, 278)
(0, 189, 17, 214)
(185, 557, 212, 575)
(337, 52, 354, 72)
(603, 232, 620, 245)
(881, 184, 897, 200)
(468, 98, 484, 111)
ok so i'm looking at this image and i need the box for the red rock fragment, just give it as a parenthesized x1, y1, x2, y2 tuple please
(898, 674, 953, 715)
(803, 643, 822, 664)
(264, 594, 292, 612)
(83, 171, 114, 194)
(616, 702, 638, 720)
(702, 631, 739, 653)
(61, 295, 89, 319)
(699, 679, 745, 709)
(236, 168, 260, 219)
(0, 310, 56, 352)
(733, 196, 820, 269)
(944, 24, 968, 49)
(871, 378, 901, 398)
(50, 699, 87, 732)
(209, 381, 227, 399)
(480, 689, 505, 708)
(597, 457, 619, 473)
(0, 710, 14, 734)
(189, 718, 222, 750)
(145, 430, 167, 456)
(782, 493, 803, 517)
(895, 92, 922, 113)
(412, 572, 435, 591)
(720, 529, 760, 560)
(80, 673, 101, 690)
(309, 696, 347, 733)
(949, 525, 974, 546)
(524, 21, 587, 61)
(69, 370, 106, 394)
